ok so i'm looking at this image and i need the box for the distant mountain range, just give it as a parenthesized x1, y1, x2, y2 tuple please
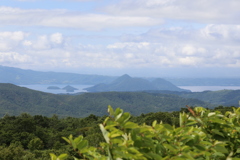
(1, 65, 240, 86)
(84, 74, 188, 92)
(0, 65, 115, 85)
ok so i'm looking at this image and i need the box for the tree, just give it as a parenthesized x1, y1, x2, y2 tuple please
(28, 137, 44, 151)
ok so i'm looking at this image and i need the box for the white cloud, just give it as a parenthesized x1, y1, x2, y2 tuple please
(0, 7, 162, 30)
(0, 43, 11, 51)
(32, 35, 50, 50)
(0, 31, 28, 51)
(181, 45, 196, 56)
(179, 57, 203, 66)
(104, 0, 240, 24)
(50, 33, 63, 44)
(0, 51, 31, 63)
(0, 31, 27, 41)
(22, 40, 32, 46)
(0, 24, 240, 70)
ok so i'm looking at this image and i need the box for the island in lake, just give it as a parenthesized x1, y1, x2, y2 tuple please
(47, 86, 61, 90)
(62, 85, 78, 92)
(47, 85, 79, 92)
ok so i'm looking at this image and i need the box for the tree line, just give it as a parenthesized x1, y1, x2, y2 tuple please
(0, 105, 236, 159)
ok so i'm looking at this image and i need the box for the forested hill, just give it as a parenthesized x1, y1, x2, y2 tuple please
(0, 83, 214, 117)
(145, 90, 240, 107)
(84, 74, 188, 92)
(0, 65, 115, 85)
(178, 90, 240, 106)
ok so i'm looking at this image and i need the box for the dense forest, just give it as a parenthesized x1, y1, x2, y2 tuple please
(1, 82, 240, 159)
(0, 106, 236, 159)
(2, 83, 240, 118)
(0, 83, 216, 117)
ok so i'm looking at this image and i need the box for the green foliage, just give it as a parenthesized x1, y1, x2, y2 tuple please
(0, 142, 37, 160)
(53, 105, 240, 160)
(28, 137, 44, 151)
(178, 89, 240, 106)
(0, 83, 216, 117)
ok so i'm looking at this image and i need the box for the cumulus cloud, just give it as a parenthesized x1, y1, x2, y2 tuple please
(1, 24, 240, 70)
(0, 51, 32, 64)
(0, 31, 28, 51)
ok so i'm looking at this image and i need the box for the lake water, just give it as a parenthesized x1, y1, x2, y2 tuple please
(178, 86, 240, 92)
(19, 85, 240, 94)
(20, 84, 93, 94)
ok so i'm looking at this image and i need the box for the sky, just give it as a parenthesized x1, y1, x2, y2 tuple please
(0, 0, 240, 78)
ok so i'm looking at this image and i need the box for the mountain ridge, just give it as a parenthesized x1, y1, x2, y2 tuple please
(0, 65, 116, 85)
(0, 83, 214, 117)
(85, 74, 188, 92)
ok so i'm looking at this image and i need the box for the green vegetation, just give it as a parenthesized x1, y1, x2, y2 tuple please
(0, 105, 238, 159)
(52, 106, 240, 160)
(178, 90, 240, 106)
(145, 89, 240, 107)
(0, 83, 214, 117)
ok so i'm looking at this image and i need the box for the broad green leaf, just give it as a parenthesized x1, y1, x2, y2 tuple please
(114, 108, 123, 120)
(152, 120, 157, 128)
(50, 153, 57, 160)
(62, 137, 70, 144)
(214, 145, 228, 154)
(108, 105, 114, 116)
(208, 112, 216, 117)
(212, 129, 224, 137)
(58, 154, 68, 159)
(99, 124, 110, 143)
(124, 121, 138, 129)
(116, 112, 131, 124)
(77, 140, 88, 150)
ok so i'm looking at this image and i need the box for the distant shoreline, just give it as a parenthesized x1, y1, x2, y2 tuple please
(19, 84, 92, 94)
(18, 84, 240, 94)
(178, 86, 240, 92)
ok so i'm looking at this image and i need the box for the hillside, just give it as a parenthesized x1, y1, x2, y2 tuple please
(84, 74, 188, 92)
(178, 90, 240, 106)
(0, 83, 212, 117)
(0, 65, 115, 85)
(145, 89, 240, 107)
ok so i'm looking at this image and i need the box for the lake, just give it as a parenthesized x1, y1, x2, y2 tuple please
(20, 84, 93, 94)
(178, 86, 240, 92)
(19, 85, 240, 94)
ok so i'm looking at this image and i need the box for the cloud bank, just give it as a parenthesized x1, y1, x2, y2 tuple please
(0, 0, 239, 77)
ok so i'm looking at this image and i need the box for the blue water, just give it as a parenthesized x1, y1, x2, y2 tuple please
(19, 85, 240, 94)
(19, 84, 93, 94)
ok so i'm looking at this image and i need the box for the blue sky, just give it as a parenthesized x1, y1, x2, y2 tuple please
(0, 0, 240, 77)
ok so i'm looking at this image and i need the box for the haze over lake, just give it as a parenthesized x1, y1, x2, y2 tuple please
(20, 85, 92, 94)
(179, 86, 240, 92)
(19, 85, 240, 94)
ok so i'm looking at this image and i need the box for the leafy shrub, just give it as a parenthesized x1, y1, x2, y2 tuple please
(51, 105, 240, 160)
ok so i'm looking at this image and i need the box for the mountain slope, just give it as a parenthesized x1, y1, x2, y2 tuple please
(85, 74, 188, 92)
(178, 90, 240, 106)
(145, 89, 240, 107)
(0, 65, 115, 85)
(0, 83, 212, 117)
(151, 78, 186, 91)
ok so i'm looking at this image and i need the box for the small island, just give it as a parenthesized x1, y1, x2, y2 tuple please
(62, 85, 78, 92)
(47, 86, 61, 90)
